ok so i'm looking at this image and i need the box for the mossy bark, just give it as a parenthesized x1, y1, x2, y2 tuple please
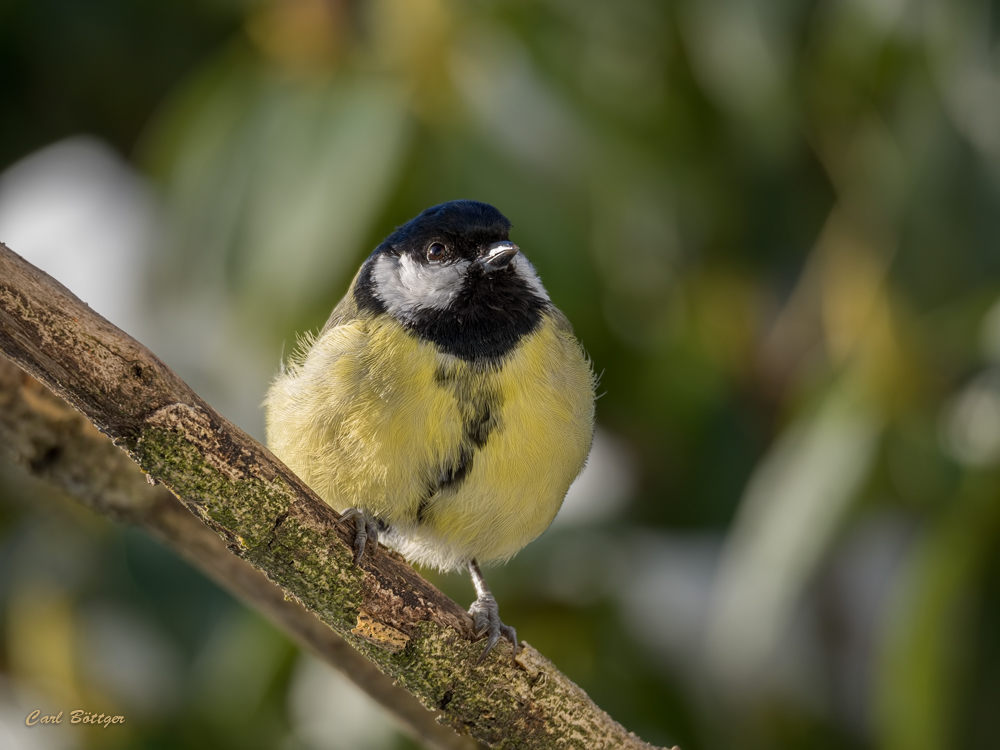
(0, 242, 667, 750)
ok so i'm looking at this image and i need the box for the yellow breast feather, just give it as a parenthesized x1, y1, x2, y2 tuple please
(265, 310, 594, 571)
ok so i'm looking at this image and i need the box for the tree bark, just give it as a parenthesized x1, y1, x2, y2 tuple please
(0, 242, 668, 749)
(0, 355, 481, 750)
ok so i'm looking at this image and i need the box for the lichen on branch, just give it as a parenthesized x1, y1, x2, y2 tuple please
(0, 242, 667, 750)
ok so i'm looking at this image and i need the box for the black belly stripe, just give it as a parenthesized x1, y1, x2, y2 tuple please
(416, 496, 431, 524)
(418, 447, 474, 523)
(439, 446, 474, 489)
(466, 400, 493, 447)
(416, 371, 504, 525)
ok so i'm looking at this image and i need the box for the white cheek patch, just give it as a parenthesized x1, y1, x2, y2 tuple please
(372, 253, 469, 320)
(511, 256, 551, 303)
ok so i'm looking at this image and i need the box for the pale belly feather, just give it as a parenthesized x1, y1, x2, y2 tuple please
(265, 313, 594, 571)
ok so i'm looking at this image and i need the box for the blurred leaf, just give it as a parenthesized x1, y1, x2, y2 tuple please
(145, 46, 412, 328)
(876, 474, 1000, 750)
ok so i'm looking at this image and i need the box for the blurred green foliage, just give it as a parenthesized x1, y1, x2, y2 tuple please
(2, 0, 1000, 749)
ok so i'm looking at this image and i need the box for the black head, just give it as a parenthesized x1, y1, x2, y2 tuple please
(383, 200, 513, 262)
(354, 200, 550, 362)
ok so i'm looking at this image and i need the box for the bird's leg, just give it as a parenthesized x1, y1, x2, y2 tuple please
(467, 559, 518, 663)
(339, 508, 379, 565)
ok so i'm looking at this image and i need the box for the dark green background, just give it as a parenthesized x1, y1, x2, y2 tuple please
(2, 1, 999, 748)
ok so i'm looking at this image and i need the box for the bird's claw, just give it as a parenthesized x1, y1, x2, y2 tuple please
(340, 508, 379, 565)
(469, 593, 518, 664)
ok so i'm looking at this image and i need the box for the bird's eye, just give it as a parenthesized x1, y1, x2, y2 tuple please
(426, 243, 448, 262)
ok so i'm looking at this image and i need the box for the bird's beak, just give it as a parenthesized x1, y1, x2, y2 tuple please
(478, 241, 519, 272)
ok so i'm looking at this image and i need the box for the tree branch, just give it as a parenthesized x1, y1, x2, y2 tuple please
(0, 355, 480, 750)
(0, 243, 666, 749)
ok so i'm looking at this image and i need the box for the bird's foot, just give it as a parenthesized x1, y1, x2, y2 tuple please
(469, 592, 518, 664)
(339, 508, 379, 565)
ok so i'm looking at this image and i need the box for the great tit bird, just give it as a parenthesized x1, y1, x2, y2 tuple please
(264, 200, 595, 660)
